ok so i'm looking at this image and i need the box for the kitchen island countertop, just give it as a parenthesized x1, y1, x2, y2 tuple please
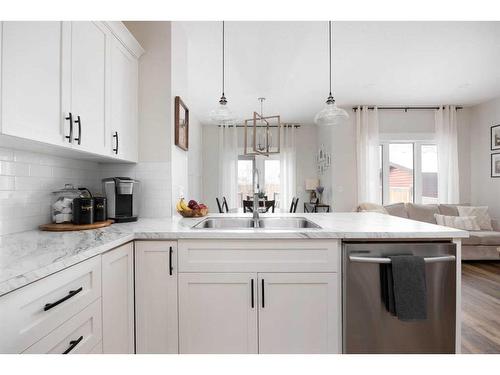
(0, 212, 467, 296)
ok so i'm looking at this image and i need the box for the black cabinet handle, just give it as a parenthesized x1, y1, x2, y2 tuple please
(44, 287, 83, 311)
(65, 112, 73, 143)
(74, 115, 81, 145)
(169, 246, 173, 276)
(261, 279, 265, 308)
(112, 131, 119, 154)
(251, 279, 255, 308)
(62, 335, 83, 354)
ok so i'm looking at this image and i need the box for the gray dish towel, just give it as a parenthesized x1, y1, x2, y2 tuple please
(388, 255, 427, 321)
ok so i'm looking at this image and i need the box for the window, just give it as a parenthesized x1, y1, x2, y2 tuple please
(237, 156, 281, 208)
(420, 145, 438, 204)
(264, 159, 280, 204)
(380, 142, 438, 205)
(237, 156, 254, 207)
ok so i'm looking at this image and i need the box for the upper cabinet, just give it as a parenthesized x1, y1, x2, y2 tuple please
(1, 22, 65, 146)
(63, 22, 107, 155)
(0, 21, 143, 162)
(108, 35, 139, 161)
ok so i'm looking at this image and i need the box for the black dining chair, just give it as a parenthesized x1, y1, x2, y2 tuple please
(243, 200, 254, 213)
(264, 200, 276, 213)
(222, 197, 229, 213)
(289, 197, 299, 213)
(216, 198, 224, 213)
(216, 197, 230, 213)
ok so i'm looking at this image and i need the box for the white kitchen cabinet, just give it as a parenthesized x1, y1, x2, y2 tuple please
(0, 255, 101, 353)
(135, 241, 178, 353)
(108, 36, 139, 161)
(0, 21, 142, 161)
(101, 242, 135, 354)
(0, 22, 67, 146)
(22, 299, 102, 354)
(178, 273, 258, 354)
(63, 21, 107, 155)
(258, 273, 340, 354)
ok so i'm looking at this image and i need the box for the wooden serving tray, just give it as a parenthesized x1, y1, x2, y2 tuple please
(39, 220, 113, 232)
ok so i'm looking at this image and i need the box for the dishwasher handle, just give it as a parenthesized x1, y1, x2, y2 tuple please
(348, 255, 455, 264)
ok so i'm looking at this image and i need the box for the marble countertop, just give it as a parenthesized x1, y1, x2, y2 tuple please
(0, 212, 467, 296)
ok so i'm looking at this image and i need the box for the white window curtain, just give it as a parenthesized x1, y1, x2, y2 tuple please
(280, 125, 297, 210)
(356, 106, 381, 204)
(218, 124, 238, 209)
(435, 105, 459, 203)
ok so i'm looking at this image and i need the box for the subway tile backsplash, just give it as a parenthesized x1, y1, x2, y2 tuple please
(99, 161, 172, 218)
(0, 148, 101, 235)
(0, 147, 173, 235)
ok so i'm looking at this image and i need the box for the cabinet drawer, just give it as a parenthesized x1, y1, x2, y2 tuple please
(178, 240, 340, 273)
(23, 299, 102, 354)
(0, 256, 101, 353)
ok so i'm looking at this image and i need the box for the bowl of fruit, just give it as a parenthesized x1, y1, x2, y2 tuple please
(176, 198, 208, 217)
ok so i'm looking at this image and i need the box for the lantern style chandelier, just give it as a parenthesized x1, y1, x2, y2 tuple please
(314, 21, 349, 126)
(244, 97, 281, 156)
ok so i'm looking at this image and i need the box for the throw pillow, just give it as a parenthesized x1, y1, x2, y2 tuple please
(457, 206, 493, 230)
(434, 214, 481, 231)
(357, 202, 388, 214)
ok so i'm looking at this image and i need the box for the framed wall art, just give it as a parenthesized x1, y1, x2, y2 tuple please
(175, 96, 189, 151)
(491, 153, 500, 178)
(491, 124, 500, 150)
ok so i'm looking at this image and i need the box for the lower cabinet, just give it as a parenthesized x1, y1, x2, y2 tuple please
(101, 242, 135, 354)
(178, 272, 340, 354)
(22, 299, 102, 354)
(178, 273, 258, 354)
(258, 273, 340, 354)
(135, 241, 178, 353)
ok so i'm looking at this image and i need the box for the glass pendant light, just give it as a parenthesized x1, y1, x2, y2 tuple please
(314, 21, 349, 126)
(209, 21, 235, 125)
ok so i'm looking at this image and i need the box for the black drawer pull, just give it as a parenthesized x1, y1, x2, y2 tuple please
(251, 279, 255, 308)
(261, 279, 265, 308)
(62, 335, 83, 354)
(74, 115, 81, 145)
(44, 287, 83, 311)
(169, 246, 173, 276)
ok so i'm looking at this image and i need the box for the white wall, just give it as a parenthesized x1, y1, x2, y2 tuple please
(0, 148, 100, 235)
(469, 96, 500, 218)
(171, 22, 203, 208)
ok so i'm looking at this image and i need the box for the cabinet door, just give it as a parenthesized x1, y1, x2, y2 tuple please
(101, 242, 135, 354)
(258, 273, 340, 354)
(108, 37, 138, 162)
(68, 21, 107, 154)
(178, 273, 258, 354)
(135, 241, 178, 353)
(1, 22, 67, 145)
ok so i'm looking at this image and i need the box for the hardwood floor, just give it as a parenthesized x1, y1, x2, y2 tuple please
(461, 261, 500, 353)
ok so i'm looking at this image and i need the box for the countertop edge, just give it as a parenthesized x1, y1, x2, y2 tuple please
(0, 217, 468, 297)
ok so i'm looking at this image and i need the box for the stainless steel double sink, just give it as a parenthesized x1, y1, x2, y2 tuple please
(192, 217, 321, 230)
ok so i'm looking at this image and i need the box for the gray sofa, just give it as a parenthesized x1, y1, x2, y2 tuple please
(383, 203, 500, 261)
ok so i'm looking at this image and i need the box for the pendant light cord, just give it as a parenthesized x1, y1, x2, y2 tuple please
(222, 21, 225, 97)
(329, 20, 332, 97)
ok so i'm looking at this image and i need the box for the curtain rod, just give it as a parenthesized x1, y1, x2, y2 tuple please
(217, 124, 301, 128)
(352, 106, 463, 112)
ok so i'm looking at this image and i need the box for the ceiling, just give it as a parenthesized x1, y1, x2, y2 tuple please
(179, 21, 500, 125)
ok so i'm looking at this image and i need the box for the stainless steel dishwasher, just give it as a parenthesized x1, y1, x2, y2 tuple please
(343, 241, 456, 354)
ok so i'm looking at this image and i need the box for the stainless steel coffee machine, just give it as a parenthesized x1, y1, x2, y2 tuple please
(102, 177, 139, 222)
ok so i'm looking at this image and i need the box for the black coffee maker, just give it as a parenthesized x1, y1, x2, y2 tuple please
(102, 177, 139, 222)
